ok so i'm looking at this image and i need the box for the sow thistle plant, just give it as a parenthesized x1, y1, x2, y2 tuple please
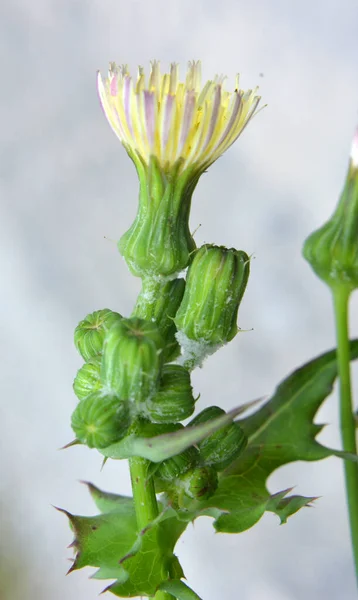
(61, 61, 358, 599)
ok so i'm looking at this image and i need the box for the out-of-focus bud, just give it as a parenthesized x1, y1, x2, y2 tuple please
(100, 317, 164, 403)
(145, 365, 196, 423)
(74, 309, 122, 362)
(73, 356, 102, 401)
(71, 391, 130, 449)
(303, 129, 358, 292)
(178, 466, 218, 501)
(174, 245, 250, 367)
(133, 277, 185, 362)
(156, 445, 199, 481)
(189, 406, 247, 471)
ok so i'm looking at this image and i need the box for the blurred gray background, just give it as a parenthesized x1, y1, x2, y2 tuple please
(1, 0, 358, 598)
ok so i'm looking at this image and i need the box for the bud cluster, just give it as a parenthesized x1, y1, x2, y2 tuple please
(152, 406, 247, 505)
(71, 240, 250, 452)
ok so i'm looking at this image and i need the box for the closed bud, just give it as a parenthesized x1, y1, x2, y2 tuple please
(73, 356, 102, 401)
(189, 406, 247, 471)
(118, 157, 197, 278)
(156, 445, 199, 481)
(175, 245, 250, 367)
(145, 365, 196, 423)
(133, 277, 186, 362)
(101, 317, 164, 403)
(74, 309, 122, 361)
(71, 391, 130, 449)
(178, 466, 218, 501)
(303, 129, 358, 292)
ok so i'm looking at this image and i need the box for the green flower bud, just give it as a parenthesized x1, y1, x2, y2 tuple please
(189, 406, 247, 471)
(71, 391, 130, 449)
(118, 157, 198, 278)
(133, 277, 186, 362)
(145, 365, 196, 423)
(174, 245, 250, 367)
(156, 445, 199, 481)
(73, 356, 102, 401)
(178, 466, 218, 501)
(74, 309, 122, 361)
(303, 130, 358, 292)
(101, 317, 164, 403)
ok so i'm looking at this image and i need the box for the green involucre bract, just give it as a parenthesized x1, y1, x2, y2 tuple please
(156, 445, 200, 481)
(100, 317, 164, 403)
(145, 364, 196, 423)
(175, 244, 250, 346)
(71, 391, 131, 449)
(177, 465, 218, 501)
(73, 356, 102, 401)
(133, 277, 186, 362)
(189, 406, 247, 470)
(74, 309, 122, 361)
(303, 161, 358, 291)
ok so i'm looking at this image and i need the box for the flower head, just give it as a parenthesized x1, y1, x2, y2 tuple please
(303, 127, 358, 292)
(97, 60, 260, 175)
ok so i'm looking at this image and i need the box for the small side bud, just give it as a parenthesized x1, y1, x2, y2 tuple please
(175, 245, 250, 367)
(73, 356, 102, 401)
(156, 445, 200, 481)
(74, 309, 122, 361)
(133, 278, 186, 362)
(303, 128, 358, 291)
(189, 406, 247, 471)
(71, 391, 130, 449)
(178, 466, 218, 501)
(145, 365, 196, 423)
(101, 317, 164, 403)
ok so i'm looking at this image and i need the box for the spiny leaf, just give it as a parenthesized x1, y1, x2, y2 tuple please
(266, 489, 318, 524)
(62, 485, 186, 597)
(158, 579, 203, 599)
(81, 481, 133, 514)
(166, 341, 358, 533)
(100, 399, 260, 462)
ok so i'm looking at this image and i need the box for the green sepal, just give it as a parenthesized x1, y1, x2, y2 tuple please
(145, 365, 196, 424)
(74, 309, 122, 361)
(71, 391, 131, 449)
(73, 356, 102, 401)
(101, 318, 164, 403)
(118, 156, 199, 278)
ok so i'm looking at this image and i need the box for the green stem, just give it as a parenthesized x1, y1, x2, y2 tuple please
(333, 286, 358, 582)
(129, 456, 159, 529)
(130, 286, 178, 600)
(129, 458, 173, 600)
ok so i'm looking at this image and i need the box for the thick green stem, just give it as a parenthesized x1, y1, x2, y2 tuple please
(333, 286, 358, 582)
(129, 458, 173, 600)
(130, 286, 178, 600)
